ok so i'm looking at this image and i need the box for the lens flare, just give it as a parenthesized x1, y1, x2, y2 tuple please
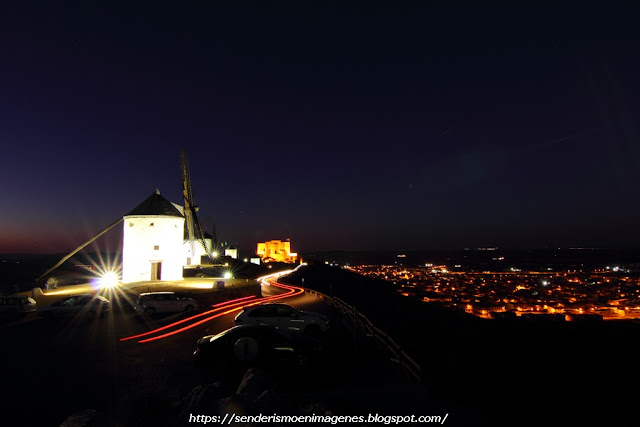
(99, 272, 120, 288)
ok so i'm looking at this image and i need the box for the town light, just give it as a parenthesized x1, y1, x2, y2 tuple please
(223, 271, 233, 279)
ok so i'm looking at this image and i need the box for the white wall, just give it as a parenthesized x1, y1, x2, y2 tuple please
(183, 239, 210, 265)
(122, 215, 185, 283)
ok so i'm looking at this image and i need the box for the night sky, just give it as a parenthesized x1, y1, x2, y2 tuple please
(1, 2, 639, 254)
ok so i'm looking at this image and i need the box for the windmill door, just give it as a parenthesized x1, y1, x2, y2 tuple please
(150, 262, 162, 280)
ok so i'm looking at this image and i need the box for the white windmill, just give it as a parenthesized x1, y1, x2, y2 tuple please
(37, 149, 214, 285)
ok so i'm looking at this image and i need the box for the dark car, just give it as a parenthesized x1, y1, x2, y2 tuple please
(193, 324, 302, 371)
(0, 295, 37, 318)
(234, 303, 330, 335)
(38, 294, 110, 320)
(135, 292, 198, 315)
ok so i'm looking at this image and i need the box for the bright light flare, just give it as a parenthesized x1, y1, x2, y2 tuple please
(99, 272, 120, 289)
(223, 271, 233, 279)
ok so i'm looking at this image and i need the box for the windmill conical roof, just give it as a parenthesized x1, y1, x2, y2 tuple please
(125, 190, 184, 217)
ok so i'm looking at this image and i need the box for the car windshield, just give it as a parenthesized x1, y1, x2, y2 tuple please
(57, 297, 76, 306)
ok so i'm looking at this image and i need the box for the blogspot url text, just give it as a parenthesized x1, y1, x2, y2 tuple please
(189, 413, 449, 425)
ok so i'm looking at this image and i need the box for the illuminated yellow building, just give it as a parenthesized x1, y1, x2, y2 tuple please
(256, 239, 298, 263)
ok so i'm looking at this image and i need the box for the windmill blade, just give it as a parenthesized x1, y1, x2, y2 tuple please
(180, 148, 214, 263)
(180, 148, 196, 262)
(180, 148, 194, 204)
(36, 218, 124, 282)
(193, 210, 213, 261)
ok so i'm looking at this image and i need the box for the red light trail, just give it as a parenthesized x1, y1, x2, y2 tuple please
(120, 277, 304, 344)
(211, 295, 256, 307)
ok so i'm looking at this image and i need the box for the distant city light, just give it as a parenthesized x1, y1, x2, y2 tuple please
(223, 271, 233, 279)
(348, 259, 638, 322)
(212, 251, 219, 257)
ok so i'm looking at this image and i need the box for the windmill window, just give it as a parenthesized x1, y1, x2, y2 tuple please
(154, 245, 160, 250)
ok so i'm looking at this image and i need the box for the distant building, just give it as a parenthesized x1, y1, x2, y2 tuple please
(256, 239, 298, 263)
(225, 246, 238, 260)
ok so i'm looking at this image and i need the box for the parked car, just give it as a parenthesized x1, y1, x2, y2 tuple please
(38, 294, 110, 320)
(135, 292, 198, 315)
(234, 303, 329, 335)
(0, 295, 37, 317)
(193, 324, 300, 369)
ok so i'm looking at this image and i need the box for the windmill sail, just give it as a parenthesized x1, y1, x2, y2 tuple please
(180, 148, 213, 263)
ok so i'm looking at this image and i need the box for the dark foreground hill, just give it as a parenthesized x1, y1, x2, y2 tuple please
(281, 263, 640, 427)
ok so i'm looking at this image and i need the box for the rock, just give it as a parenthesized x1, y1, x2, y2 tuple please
(175, 382, 227, 418)
(236, 368, 276, 398)
(255, 389, 294, 414)
(59, 409, 104, 427)
(218, 394, 251, 416)
(297, 397, 330, 415)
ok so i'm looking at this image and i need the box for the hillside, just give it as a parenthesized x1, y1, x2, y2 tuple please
(281, 263, 640, 426)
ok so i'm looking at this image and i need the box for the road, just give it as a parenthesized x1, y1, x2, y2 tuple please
(0, 272, 334, 426)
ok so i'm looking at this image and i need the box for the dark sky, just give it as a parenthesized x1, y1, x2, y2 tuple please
(1, 1, 639, 253)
